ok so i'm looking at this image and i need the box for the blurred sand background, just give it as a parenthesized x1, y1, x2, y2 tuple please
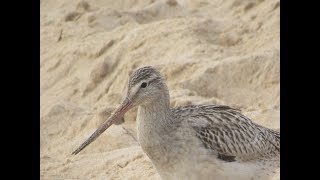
(40, 0, 280, 179)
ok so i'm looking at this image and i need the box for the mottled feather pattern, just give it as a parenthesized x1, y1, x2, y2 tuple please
(172, 105, 280, 163)
(72, 66, 280, 179)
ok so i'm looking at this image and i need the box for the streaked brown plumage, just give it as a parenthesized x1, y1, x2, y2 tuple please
(173, 105, 280, 162)
(72, 66, 280, 180)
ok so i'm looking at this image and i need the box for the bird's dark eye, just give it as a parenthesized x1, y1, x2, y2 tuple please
(140, 82, 148, 88)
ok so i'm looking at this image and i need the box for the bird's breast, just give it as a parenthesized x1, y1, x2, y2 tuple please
(136, 110, 185, 169)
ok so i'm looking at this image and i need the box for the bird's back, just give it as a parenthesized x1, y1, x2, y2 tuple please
(172, 104, 280, 163)
(166, 105, 280, 179)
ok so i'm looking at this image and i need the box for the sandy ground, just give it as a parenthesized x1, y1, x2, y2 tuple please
(40, 0, 280, 179)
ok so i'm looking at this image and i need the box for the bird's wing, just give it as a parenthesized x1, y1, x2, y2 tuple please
(173, 105, 280, 162)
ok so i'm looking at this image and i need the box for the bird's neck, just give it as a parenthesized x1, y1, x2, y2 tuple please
(139, 98, 171, 125)
(136, 94, 177, 166)
(137, 94, 173, 129)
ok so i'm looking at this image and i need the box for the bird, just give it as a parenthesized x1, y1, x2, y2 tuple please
(72, 66, 280, 180)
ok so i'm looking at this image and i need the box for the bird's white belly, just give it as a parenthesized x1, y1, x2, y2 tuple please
(139, 138, 276, 180)
(159, 157, 275, 180)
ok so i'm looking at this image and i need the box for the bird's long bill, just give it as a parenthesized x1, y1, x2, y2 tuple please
(72, 98, 133, 155)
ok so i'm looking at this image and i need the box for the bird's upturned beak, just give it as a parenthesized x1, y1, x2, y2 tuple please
(72, 98, 133, 155)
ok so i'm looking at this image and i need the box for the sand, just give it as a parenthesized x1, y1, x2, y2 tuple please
(40, 0, 280, 179)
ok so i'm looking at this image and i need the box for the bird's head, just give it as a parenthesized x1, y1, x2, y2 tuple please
(72, 66, 169, 155)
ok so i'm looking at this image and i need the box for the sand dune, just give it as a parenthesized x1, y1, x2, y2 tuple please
(40, 0, 280, 179)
